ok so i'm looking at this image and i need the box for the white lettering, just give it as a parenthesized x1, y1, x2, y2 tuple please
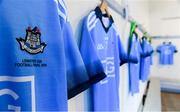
(97, 44, 104, 50)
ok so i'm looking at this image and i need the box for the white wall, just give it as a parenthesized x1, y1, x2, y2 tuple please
(149, 1, 180, 84)
(149, 0, 180, 36)
(128, 0, 150, 31)
(65, 0, 150, 112)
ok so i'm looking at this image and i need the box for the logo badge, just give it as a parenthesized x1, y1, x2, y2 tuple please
(17, 27, 46, 55)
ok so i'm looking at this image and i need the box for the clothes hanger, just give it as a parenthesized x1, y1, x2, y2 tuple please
(99, 0, 110, 17)
(133, 30, 138, 39)
(133, 25, 140, 39)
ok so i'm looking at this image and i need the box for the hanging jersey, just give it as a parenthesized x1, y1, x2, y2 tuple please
(140, 38, 153, 82)
(0, 0, 105, 111)
(128, 34, 143, 94)
(80, 7, 128, 111)
(157, 44, 177, 65)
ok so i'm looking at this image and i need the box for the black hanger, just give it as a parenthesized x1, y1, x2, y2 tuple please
(133, 31, 138, 40)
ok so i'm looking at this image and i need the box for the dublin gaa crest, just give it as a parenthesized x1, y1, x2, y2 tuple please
(17, 27, 46, 54)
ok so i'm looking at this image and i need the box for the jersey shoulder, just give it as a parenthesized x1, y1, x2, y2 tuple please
(54, 0, 68, 21)
(112, 24, 122, 37)
(85, 11, 99, 31)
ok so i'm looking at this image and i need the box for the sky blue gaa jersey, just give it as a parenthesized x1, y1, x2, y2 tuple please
(128, 33, 142, 94)
(0, 0, 106, 111)
(80, 7, 128, 111)
(140, 38, 153, 82)
(157, 43, 177, 65)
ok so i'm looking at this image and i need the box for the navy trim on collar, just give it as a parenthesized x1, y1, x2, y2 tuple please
(94, 7, 114, 33)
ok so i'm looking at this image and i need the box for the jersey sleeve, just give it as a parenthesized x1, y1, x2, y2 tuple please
(79, 17, 106, 90)
(173, 45, 178, 53)
(157, 45, 161, 53)
(117, 35, 128, 66)
(62, 22, 91, 99)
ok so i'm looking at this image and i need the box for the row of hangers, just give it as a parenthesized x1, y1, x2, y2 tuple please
(162, 42, 172, 45)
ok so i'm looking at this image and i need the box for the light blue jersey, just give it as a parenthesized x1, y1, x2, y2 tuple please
(140, 38, 153, 82)
(128, 33, 142, 94)
(157, 43, 177, 65)
(80, 7, 128, 111)
(0, 0, 105, 111)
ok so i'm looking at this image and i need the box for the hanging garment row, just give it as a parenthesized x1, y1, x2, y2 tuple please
(0, 0, 153, 111)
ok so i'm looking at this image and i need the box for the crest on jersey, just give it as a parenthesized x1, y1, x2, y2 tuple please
(16, 27, 46, 55)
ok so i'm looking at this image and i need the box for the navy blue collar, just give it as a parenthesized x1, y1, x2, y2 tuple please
(94, 7, 114, 33)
